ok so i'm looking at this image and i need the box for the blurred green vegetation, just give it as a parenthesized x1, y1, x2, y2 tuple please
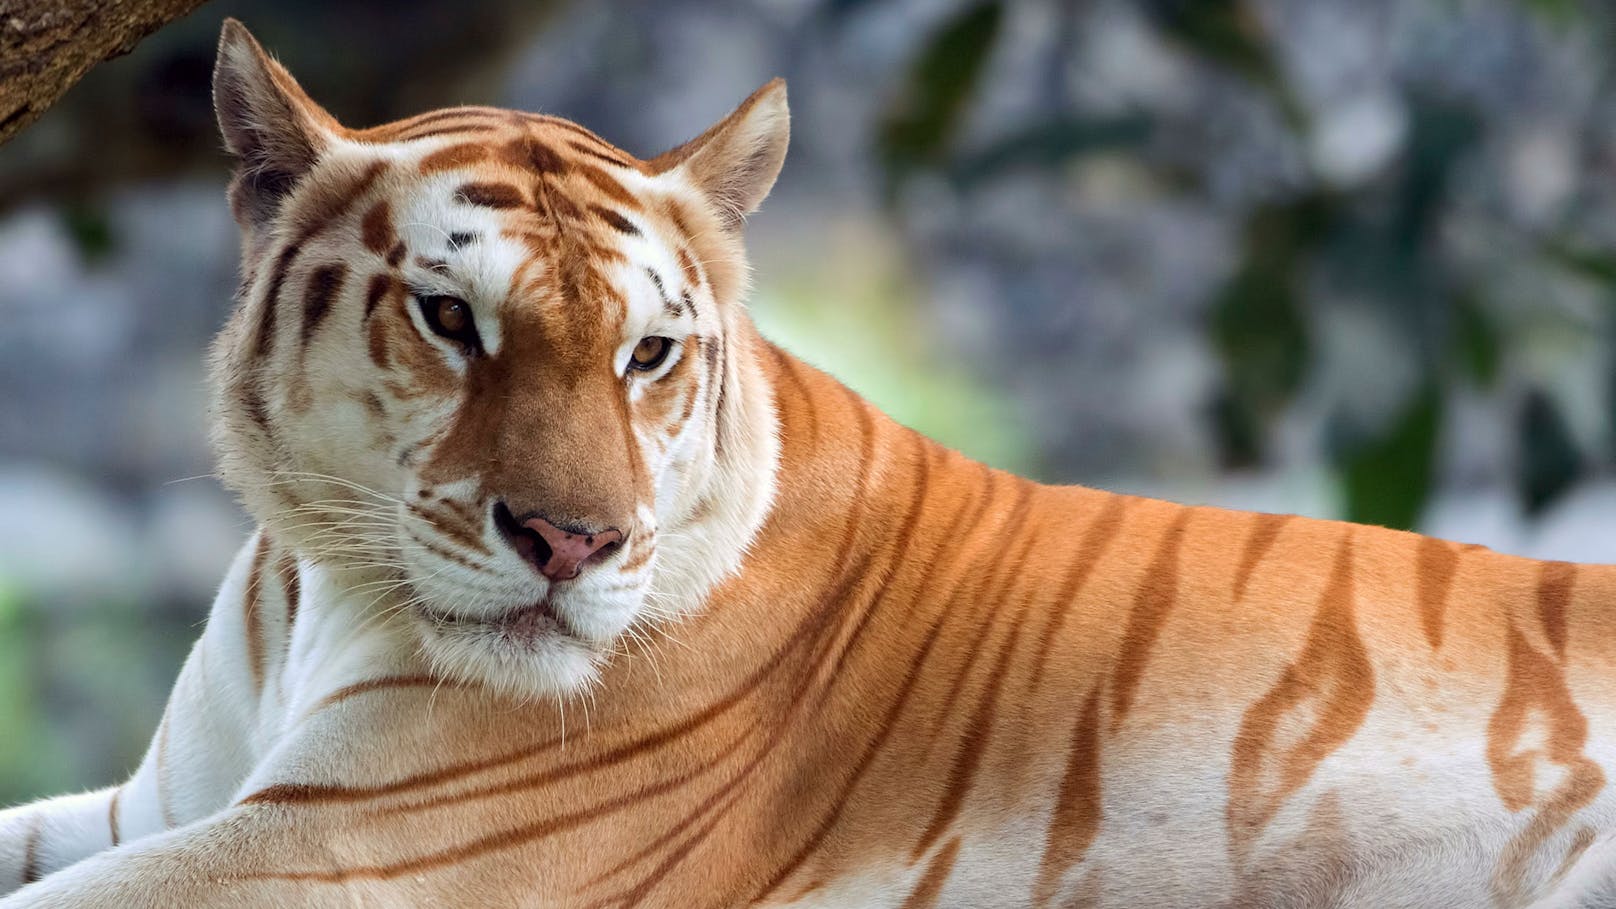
(872, 0, 1616, 530)
(752, 237, 1033, 474)
(0, 576, 192, 804)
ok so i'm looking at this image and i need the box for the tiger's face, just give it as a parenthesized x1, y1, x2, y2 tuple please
(207, 24, 785, 697)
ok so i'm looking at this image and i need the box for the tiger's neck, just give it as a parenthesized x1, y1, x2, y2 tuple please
(564, 334, 1007, 735)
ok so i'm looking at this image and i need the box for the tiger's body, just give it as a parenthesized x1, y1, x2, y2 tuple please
(1, 19, 1615, 908)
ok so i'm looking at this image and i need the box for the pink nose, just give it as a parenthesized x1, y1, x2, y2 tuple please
(516, 514, 623, 581)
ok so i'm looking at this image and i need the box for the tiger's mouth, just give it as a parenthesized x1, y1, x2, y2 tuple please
(416, 599, 582, 645)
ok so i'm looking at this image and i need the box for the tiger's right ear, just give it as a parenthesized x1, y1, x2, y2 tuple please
(213, 19, 341, 229)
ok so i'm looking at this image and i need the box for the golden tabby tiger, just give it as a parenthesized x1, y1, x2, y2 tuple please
(0, 18, 1612, 909)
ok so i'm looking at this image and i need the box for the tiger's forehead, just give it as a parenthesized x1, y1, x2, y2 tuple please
(338, 106, 705, 349)
(356, 106, 667, 240)
(350, 106, 644, 169)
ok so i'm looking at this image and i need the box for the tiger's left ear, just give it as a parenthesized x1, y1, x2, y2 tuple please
(651, 79, 789, 230)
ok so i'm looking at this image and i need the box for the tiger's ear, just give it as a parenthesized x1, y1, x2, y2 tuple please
(651, 79, 789, 230)
(213, 19, 341, 229)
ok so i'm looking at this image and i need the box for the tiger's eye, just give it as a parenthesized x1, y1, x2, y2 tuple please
(435, 299, 469, 335)
(629, 336, 671, 372)
(416, 294, 481, 352)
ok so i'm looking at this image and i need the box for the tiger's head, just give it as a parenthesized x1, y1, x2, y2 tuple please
(206, 21, 784, 698)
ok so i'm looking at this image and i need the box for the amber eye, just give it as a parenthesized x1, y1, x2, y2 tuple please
(629, 336, 672, 372)
(417, 295, 481, 352)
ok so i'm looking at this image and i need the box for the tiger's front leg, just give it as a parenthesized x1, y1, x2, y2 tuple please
(0, 669, 516, 909)
(0, 534, 296, 896)
(0, 789, 124, 895)
(0, 801, 393, 909)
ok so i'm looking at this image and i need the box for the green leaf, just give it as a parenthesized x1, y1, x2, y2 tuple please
(1518, 388, 1582, 517)
(822, 0, 884, 21)
(1339, 383, 1442, 530)
(1141, 0, 1304, 128)
(877, 2, 1004, 193)
(1546, 240, 1616, 289)
(1450, 292, 1500, 387)
(1206, 387, 1262, 470)
(59, 202, 116, 265)
(1209, 261, 1307, 412)
(947, 114, 1153, 188)
(1521, 0, 1578, 26)
(1206, 193, 1336, 463)
(1394, 97, 1481, 251)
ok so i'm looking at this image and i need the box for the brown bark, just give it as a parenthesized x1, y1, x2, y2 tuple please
(0, 0, 211, 146)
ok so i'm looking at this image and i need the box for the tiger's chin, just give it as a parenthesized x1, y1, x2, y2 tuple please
(412, 599, 605, 700)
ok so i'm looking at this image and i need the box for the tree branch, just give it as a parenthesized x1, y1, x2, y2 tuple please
(0, 0, 211, 146)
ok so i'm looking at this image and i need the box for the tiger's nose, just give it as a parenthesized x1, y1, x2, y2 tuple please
(492, 502, 624, 581)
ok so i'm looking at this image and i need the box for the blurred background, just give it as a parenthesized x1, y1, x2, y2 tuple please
(3, 0, 1615, 802)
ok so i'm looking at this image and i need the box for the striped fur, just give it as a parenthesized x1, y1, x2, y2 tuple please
(4, 19, 1616, 908)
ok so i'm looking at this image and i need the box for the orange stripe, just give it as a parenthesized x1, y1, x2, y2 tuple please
(312, 675, 457, 713)
(250, 755, 738, 883)
(455, 181, 526, 209)
(407, 502, 491, 556)
(245, 637, 780, 809)
(752, 612, 953, 902)
(1537, 560, 1576, 659)
(375, 107, 507, 141)
(155, 714, 176, 829)
(595, 758, 757, 906)
(1415, 536, 1460, 649)
(437, 496, 484, 529)
(20, 813, 41, 885)
(244, 535, 269, 694)
(583, 725, 759, 887)
(1026, 493, 1129, 690)
(567, 140, 636, 170)
(922, 477, 1022, 728)
(911, 590, 1032, 859)
(771, 344, 819, 446)
(1233, 511, 1289, 601)
(1226, 531, 1371, 855)
(361, 200, 396, 256)
(901, 838, 962, 909)
(108, 786, 122, 847)
(1108, 508, 1191, 727)
(1031, 687, 1103, 906)
(814, 434, 934, 685)
(363, 272, 395, 322)
(1485, 616, 1605, 903)
(405, 527, 490, 574)
(254, 245, 298, 358)
(299, 263, 346, 349)
(252, 161, 385, 360)
(277, 553, 300, 629)
(419, 142, 491, 174)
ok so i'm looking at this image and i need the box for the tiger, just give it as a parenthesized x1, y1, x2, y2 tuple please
(1, 16, 1614, 908)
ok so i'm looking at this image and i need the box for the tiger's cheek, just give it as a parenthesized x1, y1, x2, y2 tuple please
(362, 274, 406, 374)
(358, 290, 455, 406)
(344, 277, 466, 471)
(634, 345, 701, 460)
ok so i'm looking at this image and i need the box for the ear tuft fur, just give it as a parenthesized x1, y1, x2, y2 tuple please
(213, 19, 339, 229)
(652, 79, 790, 230)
